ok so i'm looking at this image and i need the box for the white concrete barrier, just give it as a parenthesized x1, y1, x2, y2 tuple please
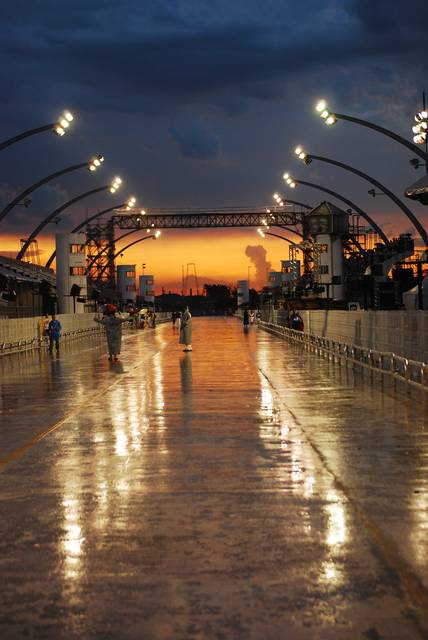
(0, 312, 171, 355)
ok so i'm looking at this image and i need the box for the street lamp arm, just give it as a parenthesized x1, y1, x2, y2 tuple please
(97, 235, 155, 279)
(0, 161, 88, 225)
(309, 154, 428, 247)
(72, 203, 126, 234)
(17, 185, 108, 261)
(265, 232, 297, 245)
(275, 225, 304, 238)
(336, 113, 428, 163)
(85, 229, 140, 275)
(297, 178, 390, 245)
(0, 123, 56, 152)
(45, 202, 127, 268)
(281, 198, 312, 210)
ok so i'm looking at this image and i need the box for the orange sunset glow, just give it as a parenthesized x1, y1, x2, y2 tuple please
(1, 228, 297, 292)
(1, 206, 421, 294)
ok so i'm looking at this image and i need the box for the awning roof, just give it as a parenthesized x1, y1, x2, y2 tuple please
(405, 175, 428, 205)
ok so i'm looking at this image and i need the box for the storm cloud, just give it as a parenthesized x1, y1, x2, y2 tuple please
(0, 0, 427, 244)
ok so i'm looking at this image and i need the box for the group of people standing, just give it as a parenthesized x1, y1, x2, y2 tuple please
(242, 309, 260, 330)
(95, 304, 193, 361)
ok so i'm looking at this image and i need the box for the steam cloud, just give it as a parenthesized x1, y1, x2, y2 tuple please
(245, 245, 271, 287)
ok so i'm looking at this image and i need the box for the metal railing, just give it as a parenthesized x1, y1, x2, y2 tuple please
(0, 325, 103, 355)
(259, 321, 428, 391)
(0, 313, 172, 356)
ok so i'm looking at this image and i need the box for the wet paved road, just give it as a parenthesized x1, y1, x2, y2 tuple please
(0, 318, 428, 639)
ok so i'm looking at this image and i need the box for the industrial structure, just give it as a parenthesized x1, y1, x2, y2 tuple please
(0, 199, 427, 315)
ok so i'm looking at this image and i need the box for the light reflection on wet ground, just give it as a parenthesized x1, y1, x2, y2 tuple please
(0, 318, 427, 639)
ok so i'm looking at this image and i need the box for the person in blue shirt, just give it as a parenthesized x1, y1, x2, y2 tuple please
(48, 315, 62, 353)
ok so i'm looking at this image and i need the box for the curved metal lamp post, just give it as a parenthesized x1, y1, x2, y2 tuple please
(282, 173, 390, 245)
(261, 231, 297, 245)
(315, 100, 428, 163)
(0, 154, 105, 226)
(0, 111, 74, 152)
(294, 147, 428, 247)
(84, 229, 142, 275)
(96, 234, 157, 279)
(45, 198, 140, 268)
(17, 181, 122, 261)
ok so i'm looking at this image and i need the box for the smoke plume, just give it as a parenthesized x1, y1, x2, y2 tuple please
(245, 245, 271, 287)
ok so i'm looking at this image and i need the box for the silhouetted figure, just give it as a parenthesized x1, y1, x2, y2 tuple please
(179, 307, 192, 352)
(95, 306, 130, 361)
(243, 309, 250, 331)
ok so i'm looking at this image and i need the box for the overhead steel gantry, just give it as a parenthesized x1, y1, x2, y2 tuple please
(111, 205, 307, 230)
(86, 205, 309, 285)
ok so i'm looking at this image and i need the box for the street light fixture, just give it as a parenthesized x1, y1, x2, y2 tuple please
(53, 111, 74, 137)
(294, 145, 428, 247)
(0, 110, 74, 151)
(413, 110, 428, 145)
(96, 232, 160, 279)
(17, 175, 121, 261)
(0, 154, 105, 226)
(257, 227, 298, 246)
(45, 196, 138, 268)
(282, 171, 389, 245)
(109, 176, 122, 191)
(314, 99, 428, 163)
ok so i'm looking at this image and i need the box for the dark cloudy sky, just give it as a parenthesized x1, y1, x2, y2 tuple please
(0, 0, 427, 285)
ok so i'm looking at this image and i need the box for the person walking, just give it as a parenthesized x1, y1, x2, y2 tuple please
(48, 315, 62, 353)
(94, 306, 131, 361)
(179, 306, 192, 352)
(39, 314, 50, 342)
(243, 309, 250, 332)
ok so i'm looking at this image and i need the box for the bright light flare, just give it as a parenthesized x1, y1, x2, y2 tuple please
(53, 111, 74, 136)
(412, 109, 428, 145)
(88, 154, 105, 172)
(316, 99, 327, 113)
(109, 176, 122, 192)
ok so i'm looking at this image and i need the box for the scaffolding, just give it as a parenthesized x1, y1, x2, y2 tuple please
(182, 263, 200, 295)
(86, 221, 115, 285)
(19, 238, 41, 266)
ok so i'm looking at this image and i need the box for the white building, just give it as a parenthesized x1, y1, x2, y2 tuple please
(237, 280, 249, 307)
(55, 232, 87, 314)
(117, 265, 137, 304)
(139, 274, 155, 304)
(305, 202, 348, 300)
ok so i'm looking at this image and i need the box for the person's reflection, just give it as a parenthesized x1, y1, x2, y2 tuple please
(180, 352, 193, 417)
(109, 360, 124, 374)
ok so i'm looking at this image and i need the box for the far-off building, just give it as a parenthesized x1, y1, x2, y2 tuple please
(139, 275, 155, 305)
(117, 265, 137, 304)
(55, 232, 87, 314)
